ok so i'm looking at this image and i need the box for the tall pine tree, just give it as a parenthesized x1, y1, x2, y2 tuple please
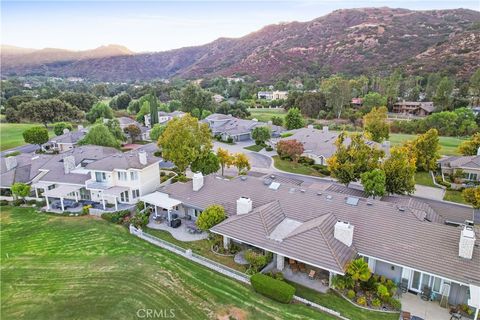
(149, 92, 159, 126)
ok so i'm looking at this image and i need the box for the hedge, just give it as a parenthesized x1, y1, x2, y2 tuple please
(250, 273, 295, 303)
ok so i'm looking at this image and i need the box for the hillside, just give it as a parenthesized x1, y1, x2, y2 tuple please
(2, 7, 479, 81)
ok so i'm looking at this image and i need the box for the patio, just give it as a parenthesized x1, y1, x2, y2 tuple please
(282, 265, 330, 293)
(401, 293, 452, 320)
(147, 216, 208, 242)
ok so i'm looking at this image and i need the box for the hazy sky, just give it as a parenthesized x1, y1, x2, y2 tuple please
(1, 1, 479, 52)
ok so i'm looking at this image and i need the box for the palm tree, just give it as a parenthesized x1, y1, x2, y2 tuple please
(346, 258, 371, 283)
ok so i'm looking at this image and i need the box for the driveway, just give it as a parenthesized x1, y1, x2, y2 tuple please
(413, 185, 445, 201)
(213, 140, 272, 169)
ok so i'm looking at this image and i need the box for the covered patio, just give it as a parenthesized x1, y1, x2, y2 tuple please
(147, 215, 208, 242)
(401, 293, 452, 320)
(140, 191, 183, 223)
(43, 184, 82, 212)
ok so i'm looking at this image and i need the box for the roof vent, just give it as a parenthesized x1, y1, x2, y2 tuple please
(317, 191, 323, 196)
(346, 197, 359, 206)
(326, 195, 333, 200)
(366, 200, 373, 206)
(240, 176, 247, 181)
(263, 178, 273, 185)
(300, 189, 306, 193)
(398, 206, 406, 212)
(269, 182, 280, 190)
(289, 188, 296, 193)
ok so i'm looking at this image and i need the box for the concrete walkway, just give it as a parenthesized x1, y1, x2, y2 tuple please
(413, 185, 446, 201)
(147, 218, 208, 242)
(401, 293, 451, 320)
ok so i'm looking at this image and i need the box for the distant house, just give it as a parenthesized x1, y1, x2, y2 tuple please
(144, 111, 186, 128)
(392, 101, 435, 117)
(117, 117, 150, 141)
(203, 113, 284, 142)
(42, 127, 88, 153)
(257, 91, 288, 101)
(278, 127, 386, 166)
(213, 94, 225, 103)
(438, 154, 480, 182)
(351, 98, 363, 108)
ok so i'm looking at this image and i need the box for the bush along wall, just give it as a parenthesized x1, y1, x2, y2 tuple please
(250, 273, 295, 303)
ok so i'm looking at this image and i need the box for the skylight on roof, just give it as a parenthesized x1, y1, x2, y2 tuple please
(269, 182, 280, 190)
(346, 197, 359, 206)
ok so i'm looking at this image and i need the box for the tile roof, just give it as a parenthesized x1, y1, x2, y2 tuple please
(0, 153, 54, 187)
(438, 156, 480, 169)
(162, 175, 480, 285)
(203, 113, 283, 137)
(85, 147, 160, 171)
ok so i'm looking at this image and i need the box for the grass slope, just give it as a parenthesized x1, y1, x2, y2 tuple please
(0, 123, 53, 151)
(248, 108, 286, 123)
(1, 207, 337, 320)
(414, 171, 438, 188)
(388, 133, 465, 156)
(244, 144, 264, 152)
(272, 156, 324, 177)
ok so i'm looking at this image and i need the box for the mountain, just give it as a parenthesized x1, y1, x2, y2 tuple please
(2, 7, 479, 81)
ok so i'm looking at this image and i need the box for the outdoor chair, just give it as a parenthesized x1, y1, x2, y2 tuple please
(421, 286, 432, 301)
(400, 278, 409, 293)
(308, 270, 316, 279)
(289, 258, 295, 265)
(299, 263, 306, 273)
(291, 264, 299, 273)
(401, 311, 411, 320)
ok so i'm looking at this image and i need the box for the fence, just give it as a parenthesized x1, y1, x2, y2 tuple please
(129, 225, 349, 319)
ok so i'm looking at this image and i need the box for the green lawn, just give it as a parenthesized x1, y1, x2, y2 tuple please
(248, 108, 287, 122)
(389, 133, 466, 156)
(415, 171, 438, 188)
(1, 206, 338, 320)
(443, 190, 469, 205)
(273, 156, 324, 177)
(244, 144, 264, 152)
(288, 281, 399, 320)
(0, 123, 53, 151)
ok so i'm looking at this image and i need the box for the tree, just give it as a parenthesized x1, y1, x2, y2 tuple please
(53, 122, 73, 136)
(149, 124, 166, 142)
(179, 83, 213, 115)
(18, 99, 83, 127)
(294, 92, 327, 118)
(362, 92, 387, 112)
(136, 100, 150, 124)
(59, 92, 97, 112)
(79, 124, 120, 148)
(86, 102, 113, 123)
(360, 169, 386, 198)
(363, 106, 389, 143)
(251, 126, 271, 146)
(123, 124, 142, 143)
(469, 68, 480, 107)
(217, 147, 234, 176)
(433, 77, 454, 111)
(23, 126, 49, 147)
(11, 183, 31, 203)
(196, 204, 226, 231)
(158, 114, 212, 174)
(327, 133, 384, 186)
(191, 152, 220, 175)
(459, 133, 480, 156)
(321, 76, 351, 118)
(271, 116, 283, 127)
(463, 187, 480, 209)
(105, 119, 126, 142)
(346, 258, 371, 283)
(285, 108, 305, 130)
(409, 129, 440, 172)
(149, 93, 159, 126)
(276, 139, 304, 162)
(233, 153, 250, 175)
(115, 93, 132, 110)
(383, 146, 416, 195)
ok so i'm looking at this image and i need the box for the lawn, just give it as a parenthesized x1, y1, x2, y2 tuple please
(288, 281, 399, 320)
(1, 206, 338, 320)
(244, 144, 264, 152)
(443, 190, 469, 205)
(0, 123, 53, 151)
(415, 171, 438, 188)
(248, 108, 287, 122)
(389, 133, 466, 156)
(272, 156, 324, 177)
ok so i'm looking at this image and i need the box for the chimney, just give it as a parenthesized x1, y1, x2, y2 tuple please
(307, 124, 314, 129)
(236, 197, 252, 215)
(63, 155, 76, 174)
(459, 225, 476, 259)
(192, 172, 204, 191)
(334, 221, 354, 247)
(4, 156, 18, 171)
(477, 146, 480, 156)
(323, 126, 329, 133)
(63, 128, 70, 134)
(138, 151, 147, 165)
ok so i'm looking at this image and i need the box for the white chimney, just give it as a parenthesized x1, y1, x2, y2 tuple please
(334, 221, 354, 247)
(63, 128, 70, 134)
(192, 172, 204, 191)
(4, 156, 18, 171)
(477, 146, 480, 156)
(459, 225, 476, 259)
(307, 124, 314, 129)
(236, 197, 252, 215)
(323, 126, 329, 134)
(63, 155, 76, 174)
(138, 151, 147, 165)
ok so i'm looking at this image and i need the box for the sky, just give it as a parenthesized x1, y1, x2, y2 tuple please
(1, 1, 479, 53)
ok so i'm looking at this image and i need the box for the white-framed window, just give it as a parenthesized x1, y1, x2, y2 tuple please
(95, 172, 106, 182)
(130, 171, 139, 181)
(432, 277, 442, 293)
(132, 189, 140, 199)
(117, 171, 128, 181)
(120, 191, 129, 202)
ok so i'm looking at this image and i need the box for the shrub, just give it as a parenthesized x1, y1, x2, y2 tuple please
(196, 204, 226, 231)
(435, 176, 452, 188)
(389, 297, 402, 311)
(82, 205, 91, 215)
(250, 273, 295, 304)
(244, 249, 268, 272)
(377, 284, 390, 301)
(356, 296, 367, 306)
(347, 290, 356, 299)
(265, 145, 273, 151)
(12, 199, 23, 206)
(136, 201, 145, 211)
(160, 171, 166, 177)
(312, 164, 330, 175)
(101, 210, 131, 224)
(227, 137, 234, 144)
(35, 200, 46, 208)
(371, 298, 382, 308)
(130, 212, 150, 229)
(298, 156, 315, 166)
(274, 272, 284, 281)
(0, 200, 9, 206)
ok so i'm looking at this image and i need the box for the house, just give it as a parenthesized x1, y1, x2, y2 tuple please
(117, 117, 150, 141)
(144, 111, 186, 128)
(351, 98, 363, 108)
(438, 155, 480, 182)
(140, 174, 480, 317)
(42, 127, 88, 153)
(279, 127, 387, 166)
(213, 94, 225, 103)
(392, 101, 435, 117)
(257, 91, 288, 101)
(203, 113, 284, 142)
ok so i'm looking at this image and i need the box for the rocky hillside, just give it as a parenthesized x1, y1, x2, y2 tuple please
(2, 7, 479, 81)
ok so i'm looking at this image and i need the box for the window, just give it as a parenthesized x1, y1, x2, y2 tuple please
(120, 191, 129, 202)
(132, 189, 140, 199)
(117, 171, 128, 181)
(432, 277, 442, 293)
(467, 173, 478, 181)
(95, 172, 106, 182)
(130, 171, 139, 181)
